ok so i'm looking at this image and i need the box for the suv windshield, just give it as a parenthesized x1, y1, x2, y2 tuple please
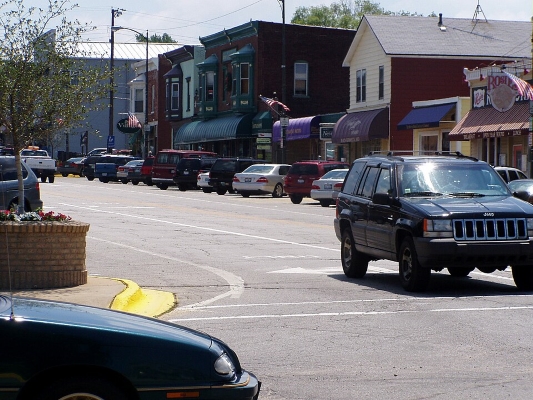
(398, 162, 509, 197)
(289, 164, 319, 175)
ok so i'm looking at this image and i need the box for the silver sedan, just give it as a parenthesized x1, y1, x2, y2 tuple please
(233, 164, 291, 198)
(310, 168, 349, 207)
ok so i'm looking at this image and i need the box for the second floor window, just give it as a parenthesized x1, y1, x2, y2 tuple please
(240, 63, 249, 95)
(171, 83, 179, 111)
(356, 69, 366, 103)
(294, 62, 308, 96)
(378, 66, 384, 100)
(134, 88, 143, 113)
(205, 71, 214, 102)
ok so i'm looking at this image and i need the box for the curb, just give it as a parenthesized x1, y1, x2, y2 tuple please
(110, 278, 177, 318)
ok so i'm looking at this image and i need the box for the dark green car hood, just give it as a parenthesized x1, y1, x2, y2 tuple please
(0, 295, 213, 346)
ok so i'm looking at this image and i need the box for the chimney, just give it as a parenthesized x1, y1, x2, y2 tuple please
(438, 13, 443, 26)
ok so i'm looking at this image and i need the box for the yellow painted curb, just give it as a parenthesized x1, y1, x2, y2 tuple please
(110, 278, 177, 318)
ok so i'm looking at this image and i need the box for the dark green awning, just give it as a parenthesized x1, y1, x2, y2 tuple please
(174, 114, 255, 144)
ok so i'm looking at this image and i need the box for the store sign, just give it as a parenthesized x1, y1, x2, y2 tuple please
(256, 138, 271, 144)
(488, 73, 518, 112)
(320, 127, 333, 140)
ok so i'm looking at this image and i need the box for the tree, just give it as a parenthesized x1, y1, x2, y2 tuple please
(291, 0, 428, 29)
(0, 0, 111, 212)
(135, 32, 176, 43)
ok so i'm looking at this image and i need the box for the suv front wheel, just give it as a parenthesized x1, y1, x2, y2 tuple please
(341, 230, 369, 278)
(399, 237, 431, 292)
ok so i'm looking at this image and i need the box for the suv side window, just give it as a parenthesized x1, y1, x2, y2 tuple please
(358, 166, 379, 198)
(279, 166, 290, 175)
(375, 168, 391, 195)
(343, 161, 366, 195)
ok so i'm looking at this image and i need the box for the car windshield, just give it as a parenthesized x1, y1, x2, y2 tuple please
(242, 165, 274, 174)
(398, 162, 510, 197)
(321, 169, 348, 179)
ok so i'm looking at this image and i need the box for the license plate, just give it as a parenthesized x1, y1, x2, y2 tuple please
(245, 178, 252, 182)
(324, 184, 332, 189)
(102, 173, 107, 176)
(184, 171, 189, 175)
(297, 179, 305, 184)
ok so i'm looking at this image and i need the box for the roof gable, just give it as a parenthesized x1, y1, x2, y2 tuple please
(344, 14, 530, 64)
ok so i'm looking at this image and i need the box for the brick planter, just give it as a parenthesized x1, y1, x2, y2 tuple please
(0, 221, 90, 290)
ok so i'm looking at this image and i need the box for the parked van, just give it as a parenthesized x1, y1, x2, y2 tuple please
(151, 150, 217, 190)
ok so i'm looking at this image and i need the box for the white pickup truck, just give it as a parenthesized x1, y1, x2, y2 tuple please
(20, 149, 57, 183)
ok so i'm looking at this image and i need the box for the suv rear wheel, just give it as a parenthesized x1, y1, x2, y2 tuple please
(341, 230, 368, 278)
(399, 237, 431, 292)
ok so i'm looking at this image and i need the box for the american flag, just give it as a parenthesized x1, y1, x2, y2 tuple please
(503, 71, 533, 100)
(259, 95, 290, 112)
(128, 113, 142, 129)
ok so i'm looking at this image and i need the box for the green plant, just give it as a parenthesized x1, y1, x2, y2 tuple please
(0, 209, 72, 222)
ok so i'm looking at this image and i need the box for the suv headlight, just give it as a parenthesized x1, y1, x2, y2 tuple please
(423, 219, 453, 238)
(214, 353, 236, 377)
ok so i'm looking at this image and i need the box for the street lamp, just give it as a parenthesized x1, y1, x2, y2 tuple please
(111, 26, 149, 159)
(278, 0, 287, 164)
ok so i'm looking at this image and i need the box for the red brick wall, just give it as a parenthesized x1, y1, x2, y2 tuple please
(390, 58, 482, 151)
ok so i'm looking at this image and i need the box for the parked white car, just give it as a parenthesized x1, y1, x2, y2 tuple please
(197, 171, 212, 193)
(232, 164, 291, 198)
(310, 168, 349, 207)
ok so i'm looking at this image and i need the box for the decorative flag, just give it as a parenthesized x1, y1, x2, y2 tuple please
(503, 71, 533, 100)
(128, 112, 142, 129)
(259, 95, 290, 112)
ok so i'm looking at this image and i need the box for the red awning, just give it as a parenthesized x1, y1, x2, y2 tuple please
(449, 102, 529, 141)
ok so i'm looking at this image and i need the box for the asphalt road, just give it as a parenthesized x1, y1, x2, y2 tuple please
(41, 177, 533, 400)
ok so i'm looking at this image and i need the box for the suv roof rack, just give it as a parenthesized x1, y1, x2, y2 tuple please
(367, 151, 478, 162)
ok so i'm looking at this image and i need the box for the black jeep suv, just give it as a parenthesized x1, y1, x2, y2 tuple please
(173, 157, 217, 191)
(334, 152, 533, 292)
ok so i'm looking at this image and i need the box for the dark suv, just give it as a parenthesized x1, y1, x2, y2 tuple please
(334, 152, 533, 292)
(173, 157, 218, 191)
(284, 160, 349, 204)
(208, 158, 264, 195)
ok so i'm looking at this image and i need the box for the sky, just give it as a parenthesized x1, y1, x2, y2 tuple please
(25, 0, 531, 45)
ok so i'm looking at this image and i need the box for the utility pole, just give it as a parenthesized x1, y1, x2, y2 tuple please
(108, 8, 124, 153)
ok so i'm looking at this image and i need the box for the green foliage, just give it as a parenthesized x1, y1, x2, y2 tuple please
(0, 0, 111, 153)
(136, 32, 176, 43)
(291, 0, 427, 29)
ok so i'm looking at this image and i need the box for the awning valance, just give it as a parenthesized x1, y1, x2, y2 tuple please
(332, 108, 389, 143)
(252, 111, 273, 132)
(397, 103, 455, 130)
(174, 113, 254, 144)
(449, 102, 529, 141)
(273, 116, 320, 142)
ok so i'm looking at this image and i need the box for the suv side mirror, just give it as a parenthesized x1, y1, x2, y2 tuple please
(513, 190, 531, 202)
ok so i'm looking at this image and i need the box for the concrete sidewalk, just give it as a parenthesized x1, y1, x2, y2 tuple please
(6, 276, 177, 318)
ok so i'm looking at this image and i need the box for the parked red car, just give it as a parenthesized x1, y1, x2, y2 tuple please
(283, 160, 349, 204)
(140, 156, 155, 186)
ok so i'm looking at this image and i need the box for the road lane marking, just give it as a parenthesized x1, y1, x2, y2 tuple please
(88, 236, 244, 306)
(62, 203, 339, 252)
(169, 304, 533, 322)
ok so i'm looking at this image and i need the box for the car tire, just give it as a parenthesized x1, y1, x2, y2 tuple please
(399, 237, 431, 292)
(132, 180, 139, 185)
(40, 176, 47, 183)
(48, 175, 55, 183)
(158, 184, 168, 190)
(216, 188, 227, 195)
(511, 266, 533, 291)
(86, 176, 94, 181)
(178, 184, 187, 192)
(290, 195, 303, 204)
(319, 200, 332, 207)
(241, 193, 250, 198)
(272, 183, 283, 198)
(447, 267, 473, 277)
(202, 188, 213, 193)
(341, 229, 368, 278)
(34, 376, 129, 400)
(61, 173, 68, 177)
(121, 179, 128, 184)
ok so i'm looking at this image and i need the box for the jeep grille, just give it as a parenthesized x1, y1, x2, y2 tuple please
(453, 218, 528, 241)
